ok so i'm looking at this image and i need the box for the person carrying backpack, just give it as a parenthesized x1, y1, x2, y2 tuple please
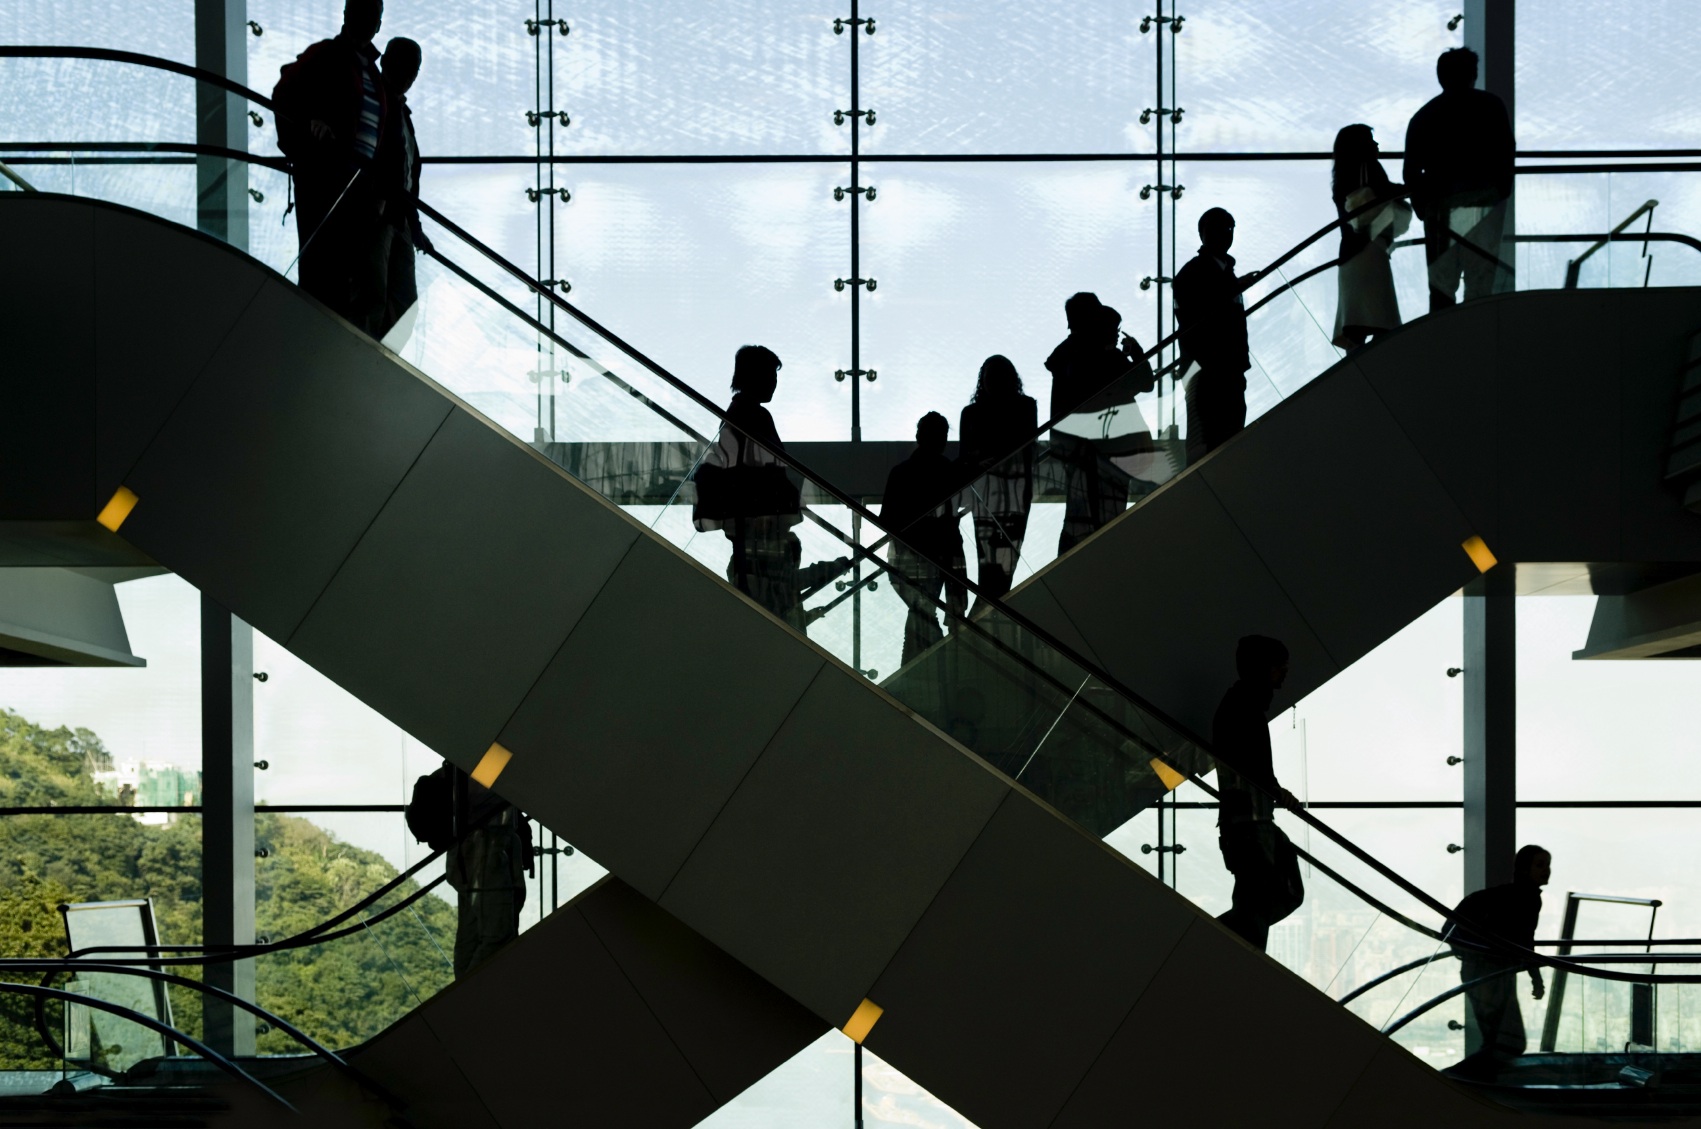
(272, 0, 390, 332)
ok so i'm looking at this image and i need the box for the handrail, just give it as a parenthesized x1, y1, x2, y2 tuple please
(1566, 199, 1659, 287)
(0, 980, 294, 1110)
(13, 959, 406, 1113)
(9, 45, 1701, 1010)
(0, 158, 36, 191)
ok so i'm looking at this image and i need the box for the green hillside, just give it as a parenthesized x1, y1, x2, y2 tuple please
(0, 707, 456, 1066)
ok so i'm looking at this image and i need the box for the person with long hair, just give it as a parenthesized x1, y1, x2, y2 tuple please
(1331, 124, 1408, 350)
(958, 355, 1038, 603)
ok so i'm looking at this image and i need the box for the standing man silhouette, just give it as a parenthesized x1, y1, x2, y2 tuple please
(881, 412, 968, 663)
(375, 36, 430, 342)
(1404, 46, 1515, 312)
(1213, 634, 1305, 952)
(1174, 208, 1252, 464)
(1448, 845, 1550, 1080)
(272, 0, 389, 331)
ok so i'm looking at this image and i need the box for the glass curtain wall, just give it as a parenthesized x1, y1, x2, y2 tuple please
(7, 0, 1701, 1120)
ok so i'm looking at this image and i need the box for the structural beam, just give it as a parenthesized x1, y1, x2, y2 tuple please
(201, 595, 255, 1056)
(195, 0, 249, 248)
(1462, 579, 1516, 894)
(1464, 0, 1514, 281)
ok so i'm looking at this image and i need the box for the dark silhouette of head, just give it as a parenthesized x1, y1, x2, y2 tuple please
(1437, 46, 1478, 93)
(1065, 291, 1104, 335)
(731, 344, 782, 402)
(1235, 634, 1289, 688)
(381, 37, 421, 96)
(916, 411, 949, 453)
(1514, 844, 1552, 886)
(1199, 207, 1236, 255)
(1331, 124, 1379, 198)
(343, 0, 383, 43)
(1099, 304, 1123, 347)
(972, 354, 1024, 403)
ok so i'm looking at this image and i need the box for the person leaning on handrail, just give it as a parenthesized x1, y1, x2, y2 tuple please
(1446, 844, 1551, 1081)
(1173, 208, 1253, 464)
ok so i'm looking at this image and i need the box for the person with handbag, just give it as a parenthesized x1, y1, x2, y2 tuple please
(1045, 296, 1156, 555)
(958, 355, 1038, 606)
(692, 345, 805, 622)
(1213, 634, 1306, 952)
(1330, 124, 1410, 351)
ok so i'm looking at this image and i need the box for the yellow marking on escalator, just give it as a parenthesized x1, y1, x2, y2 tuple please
(841, 998, 884, 1044)
(471, 742, 513, 787)
(96, 486, 139, 532)
(1150, 758, 1187, 792)
(1461, 535, 1498, 573)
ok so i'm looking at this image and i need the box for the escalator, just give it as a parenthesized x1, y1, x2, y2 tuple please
(7, 50, 1701, 1125)
(8, 186, 1671, 1129)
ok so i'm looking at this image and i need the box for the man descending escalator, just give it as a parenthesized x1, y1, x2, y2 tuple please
(1212, 635, 1305, 952)
(408, 761, 531, 977)
(1447, 845, 1551, 1081)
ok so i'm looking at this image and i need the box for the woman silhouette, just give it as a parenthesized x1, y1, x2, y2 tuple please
(1331, 123, 1408, 350)
(958, 355, 1038, 603)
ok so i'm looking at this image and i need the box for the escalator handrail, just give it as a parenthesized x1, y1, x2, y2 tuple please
(9, 959, 407, 1113)
(0, 43, 1224, 772)
(9, 47, 1701, 1001)
(0, 979, 294, 1110)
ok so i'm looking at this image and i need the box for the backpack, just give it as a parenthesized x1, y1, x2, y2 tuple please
(405, 765, 455, 851)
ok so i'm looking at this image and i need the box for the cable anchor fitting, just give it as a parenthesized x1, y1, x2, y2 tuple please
(1140, 183, 1184, 201)
(834, 368, 878, 383)
(1140, 843, 1187, 855)
(247, 110, 265, 128)
(834, 277, 877, 292)
(1447, 13, 1464, 31)
(539, 278, 572, 294)
(526, 18, 571, 35)
(247, 187, 265, 203)
(1139, 275, 1172, 291)
(1140, 14, 1185, 33)
(525, 186, 572, 203)
(1140, 106, 1185, 125)
(526, 110, 571, 128)
(833, 16, 876, 34)
(247, 20, 264, 36)
(833, 185, 877, 202)
(833, 108, 876, 127)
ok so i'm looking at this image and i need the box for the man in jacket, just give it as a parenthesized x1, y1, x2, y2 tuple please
(1174, 208, 1252, 464)
(1213, 634, 1304, 952)
(1404, 47, 1515, 311)
(1448, 845, 1550, 1079)
(273, 0, 389, 331)
(881, 412, 968, 663)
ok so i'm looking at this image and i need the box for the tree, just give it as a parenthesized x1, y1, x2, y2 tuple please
(0, 708, 457, 1067)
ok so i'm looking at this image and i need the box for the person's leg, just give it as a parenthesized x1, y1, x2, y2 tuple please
(1461, 203, 1507, 301)
(1424, 214, 1460, 313)
(973, 517, 1013, 601)
(1057, 435, 1093, 556)
(1184, 369, 1207, 465)
(1202, 371, 1247, 453)
(1216, 826, 1272, 951)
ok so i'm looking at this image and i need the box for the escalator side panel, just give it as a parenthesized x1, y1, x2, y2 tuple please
(2, 196, 95, 520)
(1494, 290, 1625, 563)
(347, 1016, 504, 1129)
(117, 278, 456, 642)
(1050, 918, 1384, 1129)
(91, 205, 269, 509)
(1197, 365, 1479, 670)
(287, 407, 642, 762)
(577, 879, 831, 1104)
(496, 534, 827, 901)
(1350, 301, 1504, 548)
(865, 793, 1197, 1129)
(657, 664, 1009, 1024)
(1321, 1044, 1541, 1129)
(1026, 469, 1338, 745)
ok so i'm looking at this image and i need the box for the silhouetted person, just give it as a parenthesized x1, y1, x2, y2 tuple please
(374, 37, 430, 343)
(1448, 845, 1550, 1080)
(694, 346, 806, 622)
(447, 771, 528, 977)
(1046, 296, 1154, 554)
(958, 355, 1038, 605)
(1404, 46, 1514, 312)
(882, 412, 969, 663)
(1331, 124, 1408, 350)
(1174, 208, 1252, 463)
(1213, 634, 1304, 952)
(273, 0, 389, 332)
